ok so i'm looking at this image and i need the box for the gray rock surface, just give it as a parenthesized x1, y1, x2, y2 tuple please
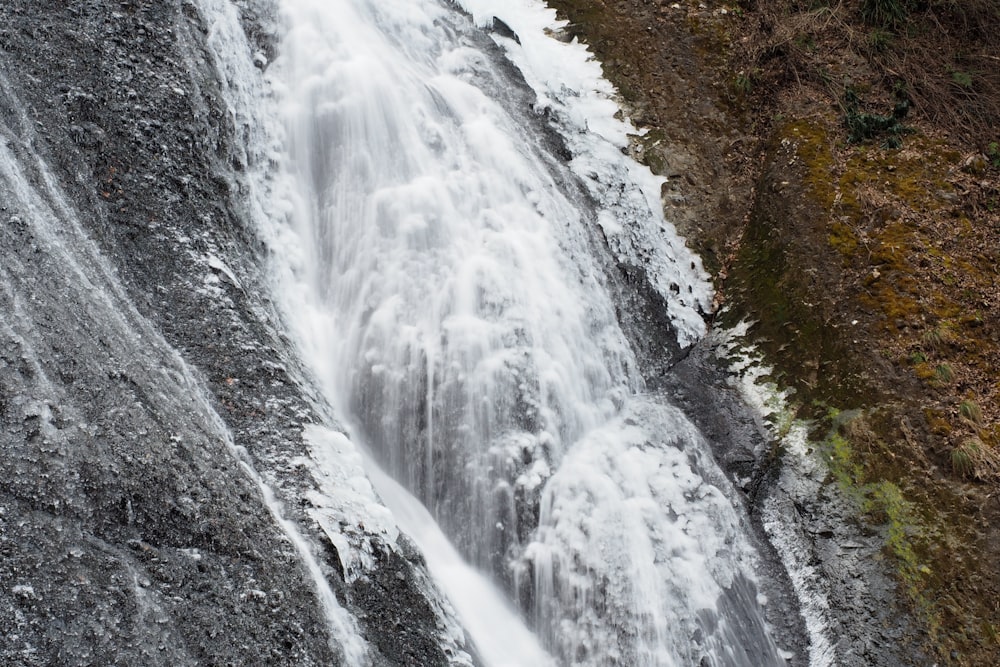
(0, 1, 471, 665)
(661, 334, 930, 667)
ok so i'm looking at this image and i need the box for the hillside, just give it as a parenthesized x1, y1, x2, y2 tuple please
(547, 0, 1000, 663)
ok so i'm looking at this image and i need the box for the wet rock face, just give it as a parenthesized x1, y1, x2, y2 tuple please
(0, 119, 339, 666)
(0, 1, 465, 665)
(662, 337, 930, 667)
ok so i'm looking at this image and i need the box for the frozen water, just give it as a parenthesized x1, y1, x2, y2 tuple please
(252, 0, 790, 663)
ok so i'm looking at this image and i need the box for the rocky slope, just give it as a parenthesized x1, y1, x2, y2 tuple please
(0, 1, 474, 664)
(4, 0, 996, 664)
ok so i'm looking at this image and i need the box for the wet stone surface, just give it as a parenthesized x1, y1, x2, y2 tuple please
(0, 0, 470, 664)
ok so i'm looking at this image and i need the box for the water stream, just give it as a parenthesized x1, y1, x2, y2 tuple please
(266, 0, 790, 664)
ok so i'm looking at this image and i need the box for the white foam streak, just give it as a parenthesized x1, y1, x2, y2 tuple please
(365, 456, 556, 667)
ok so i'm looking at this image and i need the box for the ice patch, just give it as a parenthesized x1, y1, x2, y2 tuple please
(206, 253, 242, 289)
(454, 0, 713, 347)
(527, 397, 762, 665)
(302, 424, 399, 578)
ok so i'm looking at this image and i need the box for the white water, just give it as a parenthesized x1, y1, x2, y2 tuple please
(365, 454, 556, 667)
(261, 0, 789, 664)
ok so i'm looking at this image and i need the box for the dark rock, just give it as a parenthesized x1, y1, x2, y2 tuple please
(0, 0, 472, 665)
(489, 17, 521, 45)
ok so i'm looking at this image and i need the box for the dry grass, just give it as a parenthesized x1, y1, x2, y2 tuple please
(736, 0, 1000, 147)
(880, 2, 1000, 145)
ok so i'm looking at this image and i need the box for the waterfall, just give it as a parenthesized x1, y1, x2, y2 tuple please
(262, 0, 790, 664)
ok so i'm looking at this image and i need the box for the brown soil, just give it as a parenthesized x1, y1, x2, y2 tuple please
(546, 0, 1000, 663)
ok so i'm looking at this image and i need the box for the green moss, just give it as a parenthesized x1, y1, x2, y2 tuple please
(829, 220, 859, 256)
(826, 432, 864, 490)
(723, 119, 881, 413)
(925, 409, 953, 436)
(811, 411, 957, 642)
(785, 120, 839, 209)
(864, 481, 932, 599)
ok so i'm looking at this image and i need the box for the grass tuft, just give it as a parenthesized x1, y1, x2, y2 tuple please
(959, 400, 983, 426)
(951, 443, 976, 477)
(934, 364, 954, 383)
(861, 0, 909, 29)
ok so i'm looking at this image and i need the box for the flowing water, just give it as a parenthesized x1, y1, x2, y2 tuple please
(262, 0, 790, 664)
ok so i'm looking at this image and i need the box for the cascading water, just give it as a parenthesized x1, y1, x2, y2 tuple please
(267, 0, 791, 664)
